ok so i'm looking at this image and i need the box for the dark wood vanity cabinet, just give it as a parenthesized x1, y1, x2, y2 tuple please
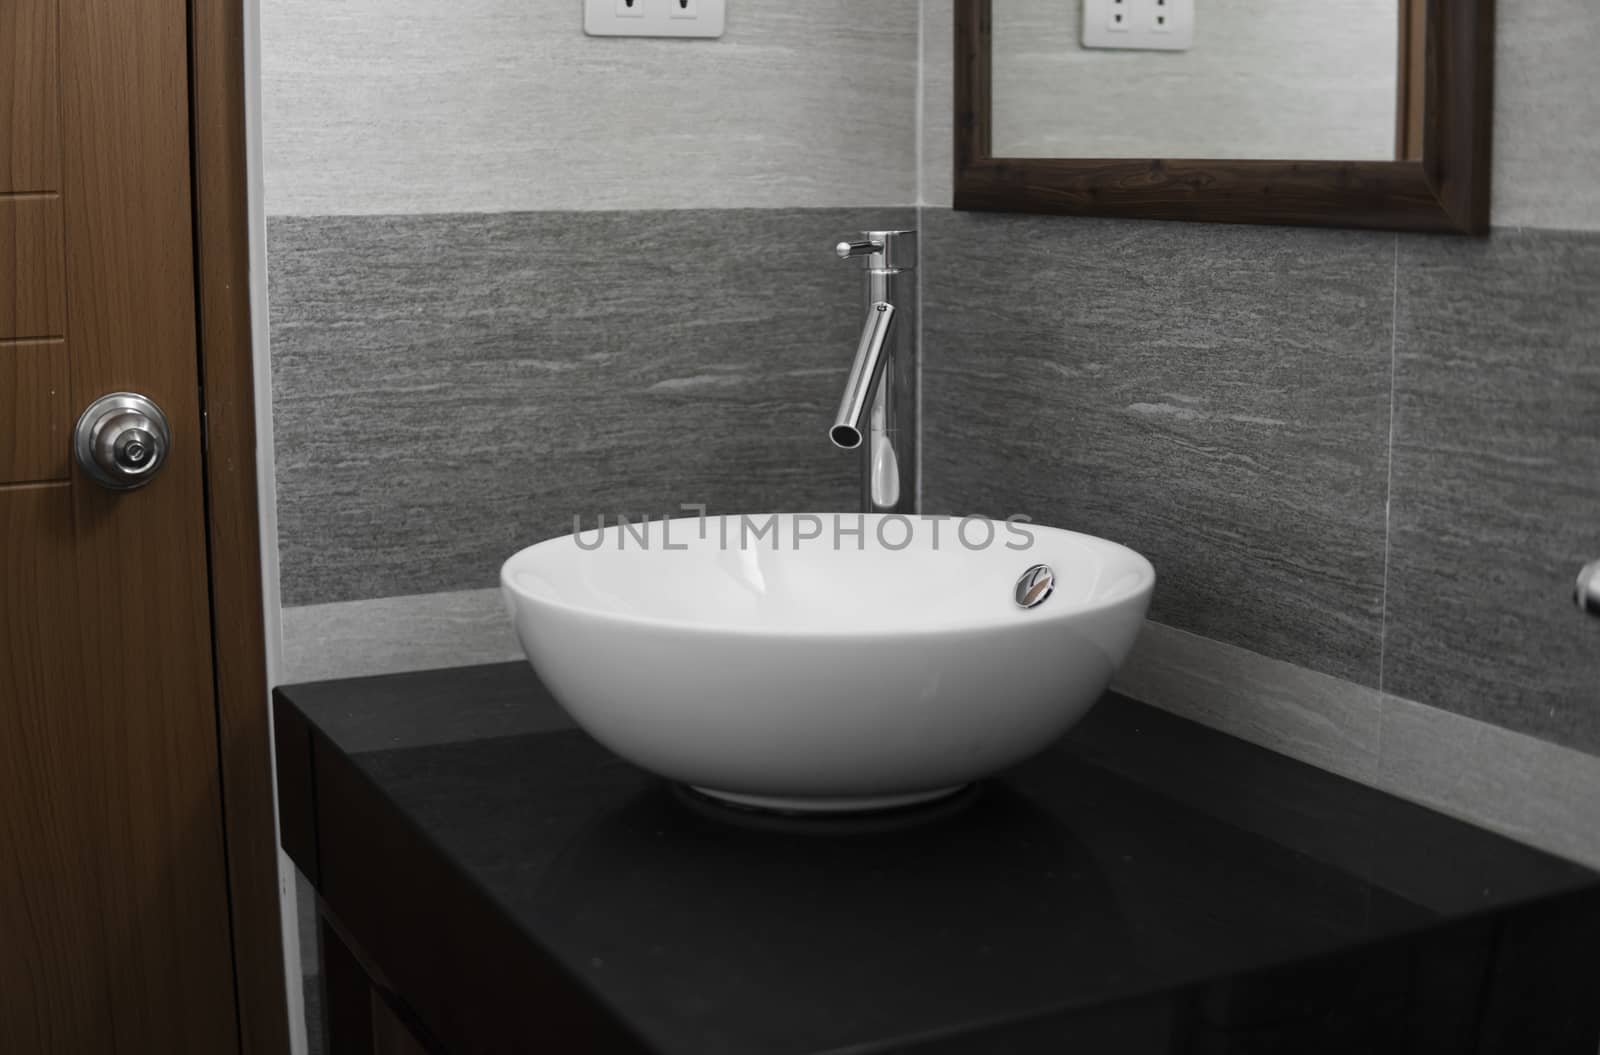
(277, 664, 1600, 1055)
(318, 915, 434, 1055)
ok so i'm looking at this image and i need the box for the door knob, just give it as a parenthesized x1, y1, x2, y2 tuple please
(74, 392, 172, 490)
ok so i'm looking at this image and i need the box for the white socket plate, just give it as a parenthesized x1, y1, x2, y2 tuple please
(584, 0, 726, 39)
(1082, 0, 1194, 52)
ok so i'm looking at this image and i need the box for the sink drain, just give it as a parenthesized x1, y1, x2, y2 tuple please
(1015, 564, 1055, 609)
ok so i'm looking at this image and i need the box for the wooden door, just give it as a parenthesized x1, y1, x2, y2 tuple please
(1, 0, 241, 1051)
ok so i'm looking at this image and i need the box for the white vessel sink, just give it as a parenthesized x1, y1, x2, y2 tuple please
(501, 514, 1154, 813)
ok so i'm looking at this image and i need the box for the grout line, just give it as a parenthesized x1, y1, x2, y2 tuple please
(1376, 234, 1401, 707)
(915, 204, 924, 510)
(915, 0, 926, 209)
(913, 2, 927, 508)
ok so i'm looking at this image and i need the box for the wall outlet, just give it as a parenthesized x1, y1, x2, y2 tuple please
(1107, 0, 1129, 32)
(585, 0, 725, 38)
(1082, 0, 1193, 51)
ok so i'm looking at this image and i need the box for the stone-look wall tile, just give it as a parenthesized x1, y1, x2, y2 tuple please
(1378, 694, 1600, 871)
(1113, 621, 1383, 784)
(1384, 229, 1600, 754)
(1492, 0, 1600, 230)
(281, 590, 520, 683)
(922, 209, 1394, 685)
(262, 0, 919, 216)
(270, 208, 908, 605)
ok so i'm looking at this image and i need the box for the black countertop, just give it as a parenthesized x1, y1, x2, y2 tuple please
(275, 663, 1600, 1055)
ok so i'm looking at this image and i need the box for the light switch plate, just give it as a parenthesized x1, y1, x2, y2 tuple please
(1082, 0, 1193, 52)
(585, 0, 726, 38)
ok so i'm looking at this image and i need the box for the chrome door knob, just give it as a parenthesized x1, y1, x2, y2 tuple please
(1579, 561, 1600, 617)
(74, 392, 172, 490)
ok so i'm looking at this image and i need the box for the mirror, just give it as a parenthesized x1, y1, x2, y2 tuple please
(953, 0, 1490, 233)
(991, 0, 1420, 162)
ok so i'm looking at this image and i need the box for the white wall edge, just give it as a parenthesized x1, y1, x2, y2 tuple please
(242, 0, 305, 1048)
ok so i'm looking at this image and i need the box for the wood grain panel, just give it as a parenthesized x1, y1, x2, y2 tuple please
(1396, 0, 1427, 161)
(310, 746, 651, 1055)
(189, 0, 292, 1047)
(320, 916, 377, 1055)
(0, 484, 104, 1054)
(0, 0, 243, 1048)
(1, 0, 60, 192)
(0, 340, 69, 482)
(0, 196, 66, 338)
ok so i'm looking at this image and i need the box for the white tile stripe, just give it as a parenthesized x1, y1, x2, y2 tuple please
(261, 0, 919, 216)
(1118, 621, 1600, 870)
(1113, 621, 1384, 785)
(280, 589, 520, 684)
(282, 597, 1600, 871)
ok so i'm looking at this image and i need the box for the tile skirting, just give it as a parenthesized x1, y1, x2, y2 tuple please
(1118, 621, 1600, 871)
(280, 589, 519, 684)
(1378, 698, 1600, 874)
(1112, 621, 1384, 785)
(280, 591, 1600, 871)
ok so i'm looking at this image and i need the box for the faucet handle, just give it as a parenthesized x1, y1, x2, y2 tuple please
(834, 230, 917, 270)
(835, 240, 883, 260)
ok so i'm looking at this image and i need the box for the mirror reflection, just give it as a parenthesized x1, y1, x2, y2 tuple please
(990, 0, 1420, 162)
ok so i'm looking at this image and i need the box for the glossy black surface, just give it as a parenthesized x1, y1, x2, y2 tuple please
(278, 663, 1600, 1055)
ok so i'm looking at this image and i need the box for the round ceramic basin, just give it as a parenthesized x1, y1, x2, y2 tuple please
(501, 514, 1154, 812)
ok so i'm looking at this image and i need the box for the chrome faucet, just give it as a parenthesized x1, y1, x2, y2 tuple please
(830, 229, 918, 514)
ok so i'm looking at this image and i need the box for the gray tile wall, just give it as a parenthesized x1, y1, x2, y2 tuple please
(270, 208, 909, 606)
(1385, 231, 1600, 754)
(922, 210, 1394, 686)
(922, 213, 1600, 757)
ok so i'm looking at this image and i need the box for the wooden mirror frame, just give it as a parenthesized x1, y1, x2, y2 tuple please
(953, 0, 1494, 233)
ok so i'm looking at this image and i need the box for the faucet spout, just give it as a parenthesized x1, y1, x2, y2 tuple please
(829, 301, 896, 450)
(830, 228, 917, 514)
